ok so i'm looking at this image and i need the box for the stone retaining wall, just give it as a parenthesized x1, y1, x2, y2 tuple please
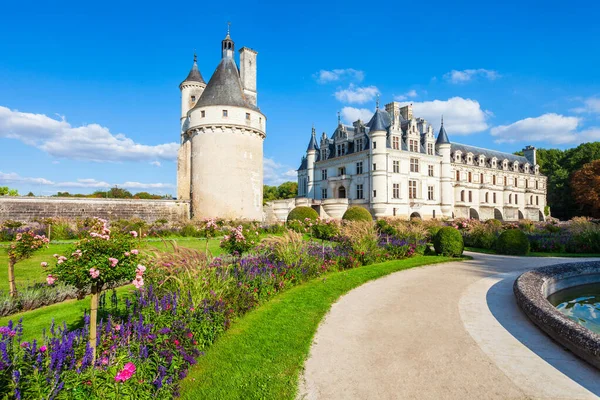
(514, 262, 600, 370)
(0, 197, 190, 223)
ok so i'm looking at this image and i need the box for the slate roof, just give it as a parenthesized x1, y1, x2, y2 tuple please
(193, 57, 258, 111)
(181, 55, 205, 85)
(307, 132, 319, 152)
(367, 109, 391, 131)
(451, 143, 529, 164)
(436, 123, 450, 145)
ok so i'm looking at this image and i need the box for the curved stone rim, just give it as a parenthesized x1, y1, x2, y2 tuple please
(513, 261, 600, 370)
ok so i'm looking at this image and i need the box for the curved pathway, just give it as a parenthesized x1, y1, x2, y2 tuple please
(299, 253, 600, 400)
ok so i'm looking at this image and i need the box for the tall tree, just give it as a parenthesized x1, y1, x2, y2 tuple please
(571, 160, 600, 218)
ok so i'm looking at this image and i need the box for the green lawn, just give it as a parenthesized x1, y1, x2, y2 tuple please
(179, 255, 459, 400)
(0, 238, 226, 293)
(464, 246, 600, 258)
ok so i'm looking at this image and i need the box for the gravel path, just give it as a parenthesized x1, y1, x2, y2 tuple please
(298, 253, 600, 400)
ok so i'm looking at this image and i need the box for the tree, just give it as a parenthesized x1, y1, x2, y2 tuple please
(133, 192, 162, 199)
(571, 160, 600, 218)
(0, 186, 19, 196)
(263, 185, 279, 204)
(26, 192, 35, 197)
(7, 231, 49, 296)
(277, 181, 298, 199)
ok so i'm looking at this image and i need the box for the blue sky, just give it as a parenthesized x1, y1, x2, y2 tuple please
(1, 0, 599, 196)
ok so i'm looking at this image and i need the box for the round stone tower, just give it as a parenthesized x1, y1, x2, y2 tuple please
(179, 30, 267, 220)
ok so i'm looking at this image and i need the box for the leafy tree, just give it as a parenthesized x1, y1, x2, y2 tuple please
(0, 186, 19, 196)
(571, 160, 600, 218)
(26, 192, 35, 197)
(133, 192, 162, 199)
(277, 181, 298, 199)
(263, 185, 279, 203)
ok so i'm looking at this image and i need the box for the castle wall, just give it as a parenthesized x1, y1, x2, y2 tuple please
(0, 197, 190, 223)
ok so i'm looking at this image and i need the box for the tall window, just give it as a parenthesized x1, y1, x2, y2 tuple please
(428, 186, 434, 200)
(480, 173, 484, 183)
(409, 180, 417, 199)
(493, 175, 496, 185)
(201, 110, 205, 118)
(525, 179, 528, 188)
(336, 144, 346, 157)
(321, 148, 327, 160)
(373, 163, 376, 171)
(427, 143, 433, 155)
(504, 176, 507, 186)
(485, 192, 489, 203)
(321, 188, 327, 199)
(410, 158, 419, 173)
(409, 140, 419, 152)
(515, 194, 518, 204)
(246, 113, 251, 121)
(535, 180, 539, 189)
(321, 169, 327, 180)
(338, 166, 346, 176)
(356, 161, 363, 174)
(460, 190, 465, 202)
(393, 184, 400, 199)
(356, 184, 364, 199)
(514, 177, 518, 187)
(493, 193, 497, 203)
(468, 172, 472, 183)
(468, 191, 472, 202)
(356, 138, 364, 152)
(393, 160, 400, 173)
(191, 95, 196, 102)
(509, 194, 512, 204)
(392, 136, 400, 150)
(456, 171, 460, 181)
(373, 190, 377, 198)
(373, 141, 377, 149)
(536, 196, 539, 205)
(428, 165, 434, 177)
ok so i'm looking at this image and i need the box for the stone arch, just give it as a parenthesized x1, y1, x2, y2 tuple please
(538, 210, 545, 222)
(469, 208, 480, 220)
(518, 210, 524, 220)
(494, 208, 503, 221)
(410, 212, 422, 220)
(338, 186, 346, 199)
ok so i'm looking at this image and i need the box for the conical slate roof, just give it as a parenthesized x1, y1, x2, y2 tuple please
(181, 55, 205, 85)
(436, 122, 450, 145)
(367, 108, 390, 132)
(193, 57, 258, 111)
(306, 130, 319, 152)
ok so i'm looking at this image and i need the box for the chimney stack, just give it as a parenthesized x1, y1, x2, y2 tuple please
(239, 47, 258, 106)
(523, 145, 537, 165)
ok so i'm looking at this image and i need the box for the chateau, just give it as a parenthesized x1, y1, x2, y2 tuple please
(296, 102, 547, 221)
(177, 29, 266, 220)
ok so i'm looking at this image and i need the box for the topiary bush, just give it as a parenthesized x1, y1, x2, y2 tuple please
(433, 227, 464, 257)
(495, 229, 530, 255)
(342, 206, 372, 222)
(287, 206, 319, 222)
(485, 219, 502, 228)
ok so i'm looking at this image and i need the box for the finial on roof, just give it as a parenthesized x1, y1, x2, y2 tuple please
(376, 94, 380, 109)
(337, 111, 341, 125)
(227, 21, 231, 37)
(193, 51, 197, 64)
(312, 123, 316, 135)
(441, 115, 444, 126)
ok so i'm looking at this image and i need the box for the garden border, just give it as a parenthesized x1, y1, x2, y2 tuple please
(513, 261, 600, 369)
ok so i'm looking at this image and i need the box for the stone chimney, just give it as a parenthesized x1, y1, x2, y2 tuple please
(400, 104, 413, 120)
(523, 145, 537, 165)
(239, 47, 258, 106)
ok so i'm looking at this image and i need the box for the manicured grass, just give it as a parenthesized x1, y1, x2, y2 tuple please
(464, 246, 600, 258)
(0, 285, 135, 342)
(180, 255, 460, 400)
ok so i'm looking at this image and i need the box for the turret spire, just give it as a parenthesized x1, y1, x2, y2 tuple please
(337, 111, 341, 126)
(376, 94, 380, 110)
(181, 51, 205, 85)
(222, 23, 235, 58)
(436, 115, 450, 145)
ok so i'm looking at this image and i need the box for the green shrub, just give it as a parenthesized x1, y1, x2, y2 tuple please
(287, 206, 318, 222)
(311, 219, 339, 240)
(433, 227, 464, 257)
(485, 219, 502, 228)
(376, 219, 396, 236)
(495, 229, 530, 255)
(342, 206, 372, 222)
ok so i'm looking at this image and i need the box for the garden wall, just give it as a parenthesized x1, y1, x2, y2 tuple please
(0, 197, 190, 223)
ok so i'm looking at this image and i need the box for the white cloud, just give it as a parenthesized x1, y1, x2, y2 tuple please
(443, 69, 500, 84)
(341, 107, 374, 124)
(334, 84, 379, 104)
(314, 68, 364, 84)
(571, 97, 600, 114)
(0, 172, 174, 190)
(490, 113, 600, 144)
(263, 157, 296, 186)
(408, 97, 490, 135)
(394, 90, 418, 101)
(0, 106, 178, 162)
(150, 161, 161, 167)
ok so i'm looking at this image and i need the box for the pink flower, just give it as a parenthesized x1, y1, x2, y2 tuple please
(115, 362, 136, 382)
(174, 339, 180, 346)
(53, 254, 59, 258)
(46, 275, 56, 285)
(132, 276, 144, 289)
(39, 345, 47, 352)
(108, 257, 119, 267)
(131, 249, 139, 255)
(101, 357, 109, 365)
(115, 324, 121, 331)
(89, 268, 100, 279)
(124, 252, 130, 257)
(130, 231, 138, 238)
(136, 264, 146, 275)
(41, 262, 48, 268)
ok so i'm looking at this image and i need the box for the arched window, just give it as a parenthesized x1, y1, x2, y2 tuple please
(460, 190, 465, 202)
(338, 186, 346, 199)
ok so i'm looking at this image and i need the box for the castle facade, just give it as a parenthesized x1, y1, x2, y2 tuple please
(297, 102, 547, 221)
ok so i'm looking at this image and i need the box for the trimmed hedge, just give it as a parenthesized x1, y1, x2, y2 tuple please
(485, 219, 502, 228)
(342, 207, 373, 222)
(496, 229, 530, 255)
(433, 227, 464, 257)
(287, 206, 319, 222)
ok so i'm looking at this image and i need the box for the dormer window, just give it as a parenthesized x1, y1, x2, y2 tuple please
(479, 156, 485, 166)
(393, 136, 400, 150)
(223, 110, 228, 117)
(409, 139, 419, 152)
(502, 160, 508, 170)
(427, 143, 433, 155)
(356, 138, 364, 152)
(201, 110, 205, 118)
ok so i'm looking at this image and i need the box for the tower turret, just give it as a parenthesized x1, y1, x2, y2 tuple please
(436, 117, 453, 218)
(368, 102, 390, 217)
(306, 126, 319, 199)
(179, 53, 206, 122)
(222, 24, 235, 59)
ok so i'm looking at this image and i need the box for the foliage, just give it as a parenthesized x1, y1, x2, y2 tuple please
(337, 221, 381, 265)
(571, 160, 600, 218)
(311, 218, 340, 240)
(433, 227, 464, 257)
(286, 206, 319, 222)
(7, 232, 49, 264)
(485, 219, 503, 228)
(495, 229, 530, 255)
(0, 187, 18, 196)
(263, 181, 298, 203)
(219, 225, 260, 256)
(341, 206, 373, 222)
(463, 223, 499, 250)
(260, 231, 304, 266)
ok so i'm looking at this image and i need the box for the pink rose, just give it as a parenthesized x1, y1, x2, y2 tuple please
(130, 231, 138, 238)
(115, 362, 136, 382)
(124, 252, 130, 257)
(136, 264, 146, 275)
(131, 249, 139, 255)
(108, 257, 119, 267)
(46, 275, 56, 285)
(132, 276, 144, 289)
(41, 262, 48, 268)
(89, 268, 100, 279)
(39, 345, 47, 352)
